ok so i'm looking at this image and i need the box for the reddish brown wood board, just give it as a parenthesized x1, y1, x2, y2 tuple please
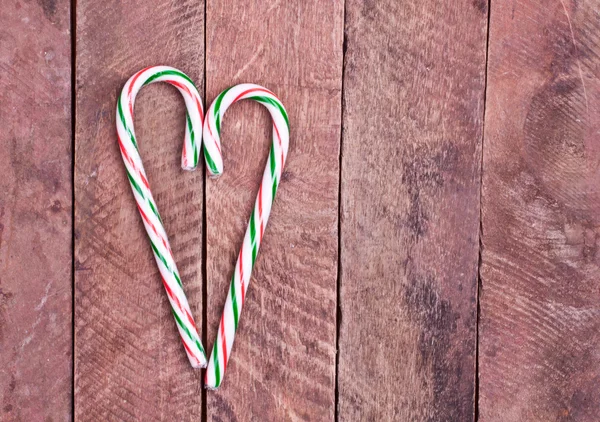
(74, 1, 205, 419)
(0, 0, 72, 419)
(338, 1, 488, 420)
(479, 1, 600, 421)
(204, 1, 344, 420)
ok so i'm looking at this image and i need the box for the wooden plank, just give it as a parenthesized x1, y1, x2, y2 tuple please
(479, 1, 600, 420)
(74, 1, 204, 419)
(338, 1, 488, 420)
(204, 1, 343, 420)
(0, 1, 72, 419)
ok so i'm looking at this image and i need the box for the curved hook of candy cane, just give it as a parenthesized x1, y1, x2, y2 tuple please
(116, 66, 209, 368)
(203, 84, 290, 389)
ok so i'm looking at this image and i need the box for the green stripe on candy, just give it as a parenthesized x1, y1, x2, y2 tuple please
(126, 169, 144, 198)
(196, 340, 205, 356)
(272, 177, 278, 202)
(186, 112, 195, 145)
(214, 86, 234, 135)
(143, 69, 196, 87)
(213, 342, 221, 387)
(117, 97, 127, 132)
(185, 112, 199, 167)
(173, 271, 183, 288)
(118, 98, 139, 150)
(269, 145, 276, 178)
(249, 210, 258, 266)
(150, 240, 170, 270)
(171, 309, 201, 350)
(230, 275, 239, 330)
(203, 147, 219, 174)
(214, 86, 233, 118)
(249, 210, 256, 242)
(248, 96, 289, 130)
(148, 199, 163, 225)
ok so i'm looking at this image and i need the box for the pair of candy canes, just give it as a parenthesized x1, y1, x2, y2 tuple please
(116, 66, 289, 389)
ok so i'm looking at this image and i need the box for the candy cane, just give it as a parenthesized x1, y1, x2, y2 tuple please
(203, 84, 289, 389)
(116, 66, 220, 368)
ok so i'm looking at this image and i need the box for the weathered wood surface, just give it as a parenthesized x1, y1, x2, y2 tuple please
(4, 0, 600, 419)
(204, 1, 343, 420)
(479, 1, 600, 421)
(74, 1, 205, 419)
(338, 1, 488, 420)
(0, 0, 72, 419)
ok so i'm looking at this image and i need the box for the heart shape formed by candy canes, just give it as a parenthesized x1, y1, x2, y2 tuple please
(117, 67, 289, 388)
(203, 84, 289, 389)
(116, 66, 220, 368)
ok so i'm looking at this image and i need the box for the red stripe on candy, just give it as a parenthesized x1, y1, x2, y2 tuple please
(167, 80, 206, 137)
(182, 142, 187, 167)
(240, 277, 246, 304)
(206, 118, 222, 155)
(273, 122, 282, 148)
(232, 87, 278, 104)
(162, 276, 196, 332)
(239, 251, 246, 306)
(136, 204, 156, 235)
(186, 309, 198, 332)
(181, 336, 199, 366)
(139, 171, 150, 190)
(117, 134, 135, 168)
(272, 123, 285, 170)
(220, 315, 228, 372)
(136, 204, 169, 254)
(164, 78, 204, 130)
(128, 66, 151, 97)
(258, 185, 264, 241)
(161, 276, 176, 301)
(168, 80, 192, 99)
(128, 66, 152, 116)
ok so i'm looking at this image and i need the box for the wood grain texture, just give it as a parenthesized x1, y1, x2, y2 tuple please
(74, 1, 204, 419)
(479, 1, 600, 421)
(204, 1, 343, 420)
(338, 1, 488, 420)
(0, 0, 72, 419)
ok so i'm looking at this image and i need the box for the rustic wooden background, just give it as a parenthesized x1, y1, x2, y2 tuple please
(1, 0, 599, 420)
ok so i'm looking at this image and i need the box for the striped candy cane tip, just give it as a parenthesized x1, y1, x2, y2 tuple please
(118, 65, 205, 171)
(204, 84, 289, 389)
(116, 66, 209, 368)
